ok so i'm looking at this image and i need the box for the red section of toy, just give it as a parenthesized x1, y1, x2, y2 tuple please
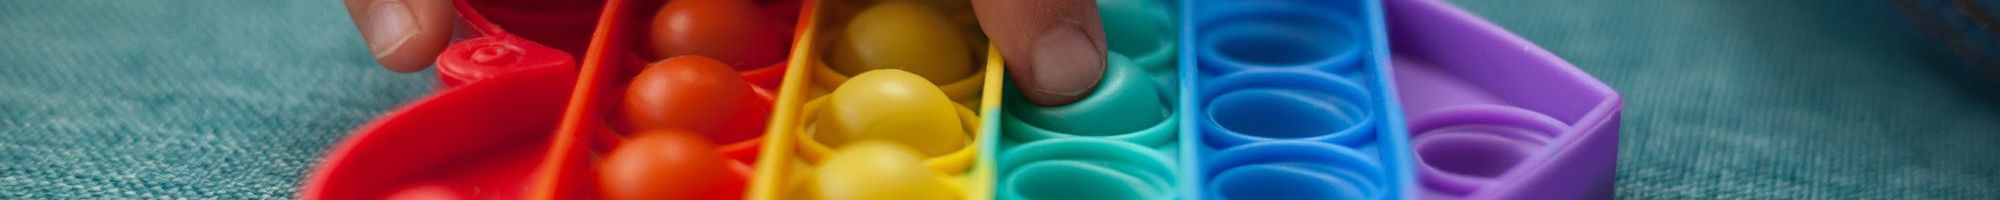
(305, 0, 803, 199)
(436, 35, 575, 87)
(432, 0, 593, 88)
(301, 65, 578, 200)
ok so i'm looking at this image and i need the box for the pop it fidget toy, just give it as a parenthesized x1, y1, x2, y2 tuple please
(304, 0, 1623, 199)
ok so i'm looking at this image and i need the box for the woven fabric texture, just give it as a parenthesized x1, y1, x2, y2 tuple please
(1, 0, 1997, 199)
(1445, 0, 2000, 198)
(0, 0, 432, 198)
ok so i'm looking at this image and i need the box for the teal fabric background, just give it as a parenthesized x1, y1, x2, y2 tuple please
(0, 1, 433, 198)
(1444, 0, 2000, 198)
(1, 0, 1995, 199)
(1448, 0, 2000, 198)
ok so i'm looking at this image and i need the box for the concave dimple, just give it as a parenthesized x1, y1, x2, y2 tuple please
(469, 43, 522, 66)
(1009, 161, 1159, 200)
(1208, 89, 1362, 139)
(1415, 125, 1545, 178)
(1212, 163, 1377, 200)
(1201, 142, 1384, 200)
(998, 139, 1174, 200)
(1408, 105, 1568, 194)
(1200, 12, 1359, 70)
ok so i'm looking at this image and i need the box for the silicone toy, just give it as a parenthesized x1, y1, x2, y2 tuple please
(813, 58, 988, 102)
(309, 0, 1622, 199)
(1180, 0, 1415, 199)
(310, 0, 802, 199)
(432, 0, 577, 88)
(301, 65, 578, 200)
(597, 131, 743, 200)
(1096, 0, 1179, 85)
(648, 0, 789, 69)
(811, 69, 968, 156)
(996, 53, 1180, 200)
(813, 141, 959, 200)
(991, 0, 1182, 199)
(1008, 53, 1164, 136)
(997, 138, 1176, 200)
(619, 56, 765, 143)
(301, 0, 597, 198)
(827, 1, 975, 84)
(1203, 141, 1385, 200)
(1198, 72, 1374, 147)
(523, 0, 798, 198)
(996, 59, 1178, 196)
(1386, 0, 1621, 199)
(748, 0, 1002, 199)
(436, 36, 576, 88)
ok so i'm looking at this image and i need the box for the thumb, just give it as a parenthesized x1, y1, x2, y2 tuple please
(972, 0, 1108, 106)
(345, 0, 455, 73)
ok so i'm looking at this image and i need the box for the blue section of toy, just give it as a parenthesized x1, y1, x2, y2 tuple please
(1178, 0, 1414, 199)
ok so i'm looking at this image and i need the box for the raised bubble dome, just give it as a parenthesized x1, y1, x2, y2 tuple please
(813, 70, 968, 157)
(828, 1, 975, 84)
(619, 56, 762, 143)
(747, 0, 1000, 199)
(646, 0, 789, 69)
(597, 131, 743, 200)
(814, 141, 959, 200)
(1008, 53, 1166, 137)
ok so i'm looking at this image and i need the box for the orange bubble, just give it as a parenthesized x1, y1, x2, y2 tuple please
(649, 0, 788, 69)
(620, 56, 759, 143)
(597, 131, 743, 200)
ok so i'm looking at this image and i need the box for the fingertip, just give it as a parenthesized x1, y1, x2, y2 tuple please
(973, 0, 1109, 106)
(375, 48, 435, 73)
(1019, 25, 1105, 105)
(350, 0, 455, 73)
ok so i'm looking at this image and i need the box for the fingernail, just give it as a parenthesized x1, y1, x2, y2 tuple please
(1029, 24, 1106, 104)
(365, 0, 419, 59)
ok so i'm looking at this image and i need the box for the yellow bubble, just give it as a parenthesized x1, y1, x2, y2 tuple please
(814, 141, 958, 200)
(827, 1, 973, 84)
(850, 0, 971, 12)
(813, 70, 968, 156)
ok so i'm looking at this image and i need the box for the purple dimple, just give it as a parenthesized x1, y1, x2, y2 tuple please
(1416, 125, 1545, 178)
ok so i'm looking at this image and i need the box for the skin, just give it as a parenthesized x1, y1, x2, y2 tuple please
(343, 0, 454, 73)
(344, 0, 1106, 105)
